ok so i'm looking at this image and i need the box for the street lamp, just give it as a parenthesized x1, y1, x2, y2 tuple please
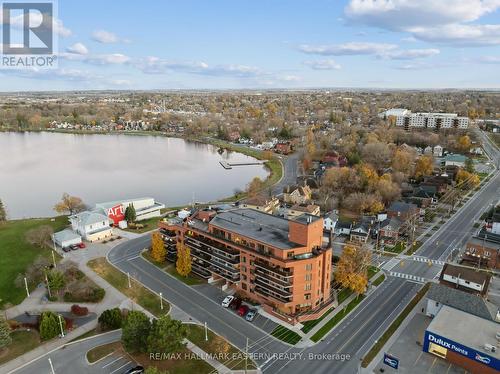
(24, 277, 30, 298)
(58, 315, 64, 338)
(205, 322, 208, 341)
(159, 292, 163, 310)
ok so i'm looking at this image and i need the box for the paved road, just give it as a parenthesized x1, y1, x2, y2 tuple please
(13, 330, 122, 374)
(272, 152, 300, 195)
(104, 131, 499, 374)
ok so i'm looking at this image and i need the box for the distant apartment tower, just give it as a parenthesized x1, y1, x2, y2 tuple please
(380, 109, 469, 131)
(159, 208, 333, 324)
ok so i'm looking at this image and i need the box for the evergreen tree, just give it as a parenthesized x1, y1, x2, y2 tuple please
(176, 243, 192, 277)
(0, 199, 6, 222)
(121, 311, 151, 353)
(39, 311, 65, 340)
(124, 204, 136, 223)
(0, 316, 12, 349)
(98, 308, 123, 330)
(147, 315, 187, 354)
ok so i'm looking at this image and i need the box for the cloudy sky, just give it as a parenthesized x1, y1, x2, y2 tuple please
(1, 0, 500, 91)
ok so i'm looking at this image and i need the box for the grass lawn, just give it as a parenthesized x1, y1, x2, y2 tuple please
(0, 330, 41, 365)
(372, 274, 385, 287)
(0, 216, 68, 307)
(311, 295, 365, 343)
(367, 266, 379, 279)
(405, 241, 422, 256)
(337, 288, 353, 304)
(68, 328, 98, 343)
(87, 257, 170, 316)
(141, 252, 204, 286)
(185, 324, 257, 370)
(361, 283, 430, 367)
(122, 216, 161, 234)
(300, 308, 334, 334)
(86, 341, 121, 363)
(270, 325, 302, 345)
(385, 242, 406, 254)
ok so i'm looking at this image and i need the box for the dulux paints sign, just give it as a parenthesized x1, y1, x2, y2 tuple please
(423, 331, 500, 371)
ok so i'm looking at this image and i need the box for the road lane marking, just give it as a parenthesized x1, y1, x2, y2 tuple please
(101, 356, 125, 368)
(109, 361, 132, 374)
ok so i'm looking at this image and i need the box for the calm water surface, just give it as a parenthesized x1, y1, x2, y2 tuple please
(0, 132, 268, 218)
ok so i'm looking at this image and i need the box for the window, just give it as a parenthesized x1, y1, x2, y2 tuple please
(305, 274, 312, 281)
(242, 256, 246, 263)
(287, 252, 294, 259)
(242, 283, 247, 291)
(305, 264, 312, 271)
(304, 293, 311, 300)
(304, 283, 311, 291)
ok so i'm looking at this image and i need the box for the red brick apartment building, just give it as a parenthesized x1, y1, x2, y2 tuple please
(159, 208, 333, 324)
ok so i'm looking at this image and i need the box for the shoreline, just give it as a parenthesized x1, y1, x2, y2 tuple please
(0, 129, 283, 220)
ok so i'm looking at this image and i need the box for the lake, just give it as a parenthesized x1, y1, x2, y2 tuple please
(0, 132, 268, 219)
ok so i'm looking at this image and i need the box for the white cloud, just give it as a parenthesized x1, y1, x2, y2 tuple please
(303, 59, 342, 70)
(91, 30, 129, 44)
(476, 56, 500, 63)
(65, 42, 88, 55)
(0, 9, 72, 37)
(299, 42, 398, 56)
(380, 48, 440, 60)
(345, 0, 500, 46)
(59, 52, 130, 65)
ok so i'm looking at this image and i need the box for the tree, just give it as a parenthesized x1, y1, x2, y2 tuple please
(121, 310, 151, 353)
(176, 243, 192, 277)
(457, 135, 471, 153)
(246, 177, 264, 197)
(414, 155, 434, 179)
(361, 142, 391, 171)
(465, 158, 475, 173)
(47, 270, 65, 293)
(151, 231, 166, 263)
(392, 149, 415, 175)
(0, 199, 6, 222)
(456, 169, 480, 189)
(53, 193, 86, 215)
(0, 316, 11, 349)
(39, 311, 65, 340)
(147, 315, 187, 354)
(335, 245, 371, 296)
(124, 204, 136, 223)
(145, 368, 167, 374)
(25, 225, 54, 248)
(98, 308, 123, 330)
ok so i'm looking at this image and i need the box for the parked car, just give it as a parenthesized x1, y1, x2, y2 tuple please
(77, 242, 86, 249)
(62, 247, 71, 253)
(221, 295, 234, 308)
(229, 297, 242, 310)
(70, 244, 80, 251)
(238, 305, 249, 317)
(124, 366, 144, 374)
(245, 309, 257, 322)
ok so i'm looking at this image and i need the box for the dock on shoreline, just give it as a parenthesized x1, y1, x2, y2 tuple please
(219, 160, 266, 169)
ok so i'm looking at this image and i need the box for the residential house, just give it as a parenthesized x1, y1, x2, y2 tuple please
(379, 217, 403, 245)
(387, 201, 419, 222)
(439, 263, 491, 296)
(239, 195, 279, 214)
(462, 237, 500, 269)
(275, 141, 292, 155)
(425, 283, 499, 322)
(424, 146, 433, 155)
(283, 184, 312, 205)
(420, 175, 451, 195)
(335, 221, 352, 236)
(323, 211, 338, 233)
(433, 145, 443, 157)
(53, 229, 82, 248)
(349, 221, 371, 243)
(286, 204, 321, 220)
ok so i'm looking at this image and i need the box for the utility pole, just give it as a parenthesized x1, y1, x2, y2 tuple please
(52, 250, 57, 269)
(45, 273, 52, 298)
(205, 322, 208, 341)
(127, 272, 131, 288)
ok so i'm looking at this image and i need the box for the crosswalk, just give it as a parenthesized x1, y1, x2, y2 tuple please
(389, 271, 426, 284)
(411, 256, 445, 266)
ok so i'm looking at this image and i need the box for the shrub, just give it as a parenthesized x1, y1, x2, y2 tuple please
(71, 304, 89, 316)
(98, 308, 123, 331)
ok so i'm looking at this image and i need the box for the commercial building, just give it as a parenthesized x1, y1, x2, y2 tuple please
(95, 197, 165, 225)
(463, 238, 500, 270)
(382, 109, 469, 131)
(158, 208, 333, 324)
(423, 305, 500, 374)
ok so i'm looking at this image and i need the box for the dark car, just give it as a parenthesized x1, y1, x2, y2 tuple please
(124, 366, 144, 374)
(238, 305, 249, 317)
(62, 247, 71, 253)
(229, 297, 242, 310)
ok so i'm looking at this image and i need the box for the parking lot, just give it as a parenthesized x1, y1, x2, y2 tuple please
(96, 353, 138, 374)
(192, 283, 280, 334)
(374, 313, 465, 374)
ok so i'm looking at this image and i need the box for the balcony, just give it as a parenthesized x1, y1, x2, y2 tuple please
(190, 249, 240, 280)
(255, 277, 292, 296)
(255, 267, 292, 287)
(255, 285, 292, 304)
(185, 234, 239, 257)
(185, 237, 239, 264)
(254, 260, 293, 278)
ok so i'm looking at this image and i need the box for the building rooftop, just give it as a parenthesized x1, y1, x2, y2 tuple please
(468, 237, 500, 250)
(440, 263, 491, 288)
(427, 283, 498, 321)
(427, 305, 500, 359)
(209, 208, 303, 250)
(70, 210, 110, 226)
(53, 229, 81, 243)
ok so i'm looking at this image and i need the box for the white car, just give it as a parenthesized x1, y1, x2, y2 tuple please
(221, 295, 234, 308)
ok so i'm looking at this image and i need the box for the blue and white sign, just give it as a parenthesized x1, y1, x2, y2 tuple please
(423, 330, 500, 371)
(383, 353, 399, 369)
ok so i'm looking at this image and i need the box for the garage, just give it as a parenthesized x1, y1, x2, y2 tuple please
(53, 229, 82, 248)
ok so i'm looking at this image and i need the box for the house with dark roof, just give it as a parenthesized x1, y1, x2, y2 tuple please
(387, 201, 419, 222)
(439, 263, 492, 296)
(349, 221, 371, 243)
(379, 217, 403, 245)
(425, 283, 499, 322)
